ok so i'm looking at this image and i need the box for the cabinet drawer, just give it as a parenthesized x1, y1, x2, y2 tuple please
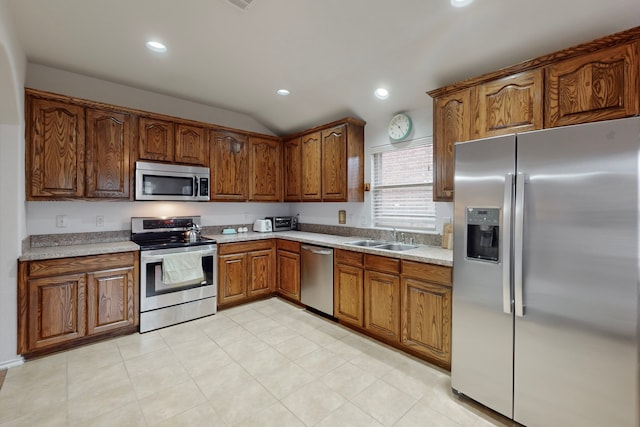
(335, 249, 364, 267)
(218, 240, 274, 255)
(276, 239, 300, 253)
(365, 254, 400, 274)
(28, 252, 136, 278)
(402, 260, 452, 286)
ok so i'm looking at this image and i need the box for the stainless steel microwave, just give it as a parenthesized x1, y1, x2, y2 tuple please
(135, 161, 210, 201)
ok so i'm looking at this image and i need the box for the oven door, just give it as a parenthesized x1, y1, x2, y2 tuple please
(140, 245, 217, 311)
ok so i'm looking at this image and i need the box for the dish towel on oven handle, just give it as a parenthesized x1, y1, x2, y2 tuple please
(162, 251, 205, 286)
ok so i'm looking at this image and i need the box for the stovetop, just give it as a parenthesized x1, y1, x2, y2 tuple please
(130, 215, 216, 251)
(132, 236, 217, 251)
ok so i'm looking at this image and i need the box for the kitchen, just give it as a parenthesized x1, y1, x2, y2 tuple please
(1, 0, 640, 426)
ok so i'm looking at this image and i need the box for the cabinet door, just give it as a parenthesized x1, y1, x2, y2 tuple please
(175, 124, 207, 166)
(546, 42, 639, 127)
(334, 263, 364, 327)
(27, 97, 85, 198)
(138, 117, 175, 162)
(401, 277, 452, 366)
(218, 253, 248, 305)
(301, 131, 322, 201)
(277, 250, 300, 301)
(248, 249, 275, 297)
(433, 89, 470, 202)
(27, 273, 86, 350)
(472, 70, 543, 139)
(364, 270, 400, 342)
(87, 267, 135, 335)
(283, 137, 302, 201)
(321, 125, 347, 201)
(249, 137, 282, 201)
(85, 108, 132, 198)
(210, 131, 248, 201)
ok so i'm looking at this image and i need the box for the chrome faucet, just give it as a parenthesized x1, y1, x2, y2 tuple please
(391, 228, 398, 242)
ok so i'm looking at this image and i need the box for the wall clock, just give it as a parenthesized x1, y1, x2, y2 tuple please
(388, 113, 412, 141)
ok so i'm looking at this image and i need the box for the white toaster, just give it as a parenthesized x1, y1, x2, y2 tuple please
(253, 219, 272, 232)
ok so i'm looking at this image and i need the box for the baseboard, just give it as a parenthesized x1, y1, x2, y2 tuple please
(0, 356, 24, 370)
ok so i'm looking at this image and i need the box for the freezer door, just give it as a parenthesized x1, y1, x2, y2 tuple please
(452, 134, 515, 418)
(514, 117, 640, 427)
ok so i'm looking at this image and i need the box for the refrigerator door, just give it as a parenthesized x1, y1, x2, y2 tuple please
(514, 117, 639, 427)
(452, 134, 515, 418)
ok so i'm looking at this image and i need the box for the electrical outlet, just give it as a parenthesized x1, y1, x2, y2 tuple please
(56, 215, 68, 228)
(96, 215, 104, 227)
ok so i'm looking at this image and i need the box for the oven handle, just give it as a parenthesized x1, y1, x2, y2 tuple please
(141, 249, 217, 263)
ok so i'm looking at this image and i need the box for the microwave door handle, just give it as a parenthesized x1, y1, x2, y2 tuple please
(193, 177, 198, 197)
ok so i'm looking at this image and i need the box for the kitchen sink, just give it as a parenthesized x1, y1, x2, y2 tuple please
(345, 240, 419, 251)
(345, 240, 388, 247)
(375, 243, 418, 251)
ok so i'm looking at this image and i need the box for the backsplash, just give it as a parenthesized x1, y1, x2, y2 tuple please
(299, 224, 443, 247)
(24, 223, 443, 249)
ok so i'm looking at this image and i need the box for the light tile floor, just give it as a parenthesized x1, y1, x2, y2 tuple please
(0, 298, 509, 426)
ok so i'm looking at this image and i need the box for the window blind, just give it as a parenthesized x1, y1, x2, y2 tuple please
(372, 142, 436, 231)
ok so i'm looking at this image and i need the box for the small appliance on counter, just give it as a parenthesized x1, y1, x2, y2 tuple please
(253, 219, 272, 232)
(265, 216, 298, 231)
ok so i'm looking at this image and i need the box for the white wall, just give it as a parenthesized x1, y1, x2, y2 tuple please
(0, 0, 27, 368)
(26, 201, 291, 235)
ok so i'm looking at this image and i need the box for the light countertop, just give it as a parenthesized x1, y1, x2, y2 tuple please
(20, 231, 453, 266)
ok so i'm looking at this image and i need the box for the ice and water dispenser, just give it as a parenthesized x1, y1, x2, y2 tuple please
(466, 207, 500, 262)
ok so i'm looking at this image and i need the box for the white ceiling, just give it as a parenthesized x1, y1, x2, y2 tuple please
(6, 0, 640, 135)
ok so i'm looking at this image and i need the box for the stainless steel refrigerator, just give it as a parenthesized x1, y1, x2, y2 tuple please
(452, 116, 640, 427)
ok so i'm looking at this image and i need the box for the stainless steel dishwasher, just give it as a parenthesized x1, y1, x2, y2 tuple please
(300, 244, 334, 316)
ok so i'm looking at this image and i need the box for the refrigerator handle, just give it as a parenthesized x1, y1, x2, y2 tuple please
(502, 173, 514, 314)
(514, 172, 526, 317)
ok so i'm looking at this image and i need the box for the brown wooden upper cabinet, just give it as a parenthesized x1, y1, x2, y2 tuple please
(209, 130, 248, 201)
(321, 125, 348, 201)
(301, 131, 322, 201)
(139, 119, 207, 166)
(283, 137, 302, 202)
(545, 42, 639, 127)
(138, 117, 175, 163)
(27, 96, 86, 199)
(471, 69, 543, 139)
(85, 108, 133, 198)
(249, 137, 282, 202)
(292, 118, 365, 202)
(27, 92, 133, 200)
(428, 27, 640, 202)
(175, 124, 207, 166)
(433, 89, 469, 202)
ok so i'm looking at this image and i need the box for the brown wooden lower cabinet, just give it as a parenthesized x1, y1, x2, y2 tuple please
(364, 255, 401, 342)
(276, 239, 301, 301)
(334, 249, 364, 327)
(333, 248, 453, 369)
(217, 240, 275, 308)
(401, 260, 453, 368)
(18, 251, 139, 357)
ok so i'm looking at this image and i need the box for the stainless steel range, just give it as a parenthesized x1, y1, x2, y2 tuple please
(131, 216, 217, 332)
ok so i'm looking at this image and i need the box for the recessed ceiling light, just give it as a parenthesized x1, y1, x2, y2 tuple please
(451, 0, 473, 7)
(276, 89, 290, 96)
(145, 41, 167, 53)
(374, 88, 389, 100)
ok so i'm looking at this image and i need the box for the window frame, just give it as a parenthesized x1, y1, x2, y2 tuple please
(371, 137, 436, 232)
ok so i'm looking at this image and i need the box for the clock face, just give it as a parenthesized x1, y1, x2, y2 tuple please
(388, 113, 412, 141)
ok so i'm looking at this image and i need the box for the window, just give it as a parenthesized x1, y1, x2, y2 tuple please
(372, 140, 436, 231)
